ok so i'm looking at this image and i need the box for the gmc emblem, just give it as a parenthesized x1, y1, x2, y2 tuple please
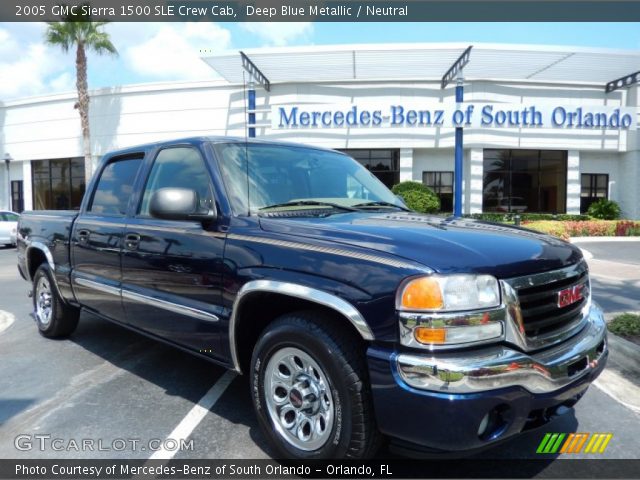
(557, 284, 585, 308)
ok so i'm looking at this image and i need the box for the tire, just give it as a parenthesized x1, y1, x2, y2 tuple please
(250, 311, 381, 459)
(32, 264, 80, 338)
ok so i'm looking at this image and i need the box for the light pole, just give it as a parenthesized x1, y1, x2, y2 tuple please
(3, 153, 11, 211)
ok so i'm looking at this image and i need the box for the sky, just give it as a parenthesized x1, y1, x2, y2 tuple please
(0, 22, 639, 100)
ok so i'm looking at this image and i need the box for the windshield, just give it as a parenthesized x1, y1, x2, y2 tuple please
(214, 143, 405, 215)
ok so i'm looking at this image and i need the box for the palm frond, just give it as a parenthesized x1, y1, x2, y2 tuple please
(85, 31, 118, 55)
(44, 22, 75, 51)
(45, 20, 118, 57)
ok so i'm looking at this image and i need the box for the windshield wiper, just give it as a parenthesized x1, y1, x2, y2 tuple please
(352, 201, 410, 211)
(259, 200, 358, 212)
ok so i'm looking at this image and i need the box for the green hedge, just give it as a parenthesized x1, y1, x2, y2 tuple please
(391, 181, 440, 213)
(522, 220, 640, 240)
(464, 213, 591, 223)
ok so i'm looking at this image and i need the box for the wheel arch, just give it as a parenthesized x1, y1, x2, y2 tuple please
(230, 280, 374, 374)
(26, 242, 55, 280)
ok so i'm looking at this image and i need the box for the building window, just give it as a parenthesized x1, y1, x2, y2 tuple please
(31, 158, 85, 210)
(340, 149, 399, 189)
(581, 173, 608, 213)
(422, 171, 453, 212)
(11, 180, 24, 213)
(483, 149, 567, 214)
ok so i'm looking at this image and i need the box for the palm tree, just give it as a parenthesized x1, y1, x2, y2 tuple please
(45, 14, 117, 185)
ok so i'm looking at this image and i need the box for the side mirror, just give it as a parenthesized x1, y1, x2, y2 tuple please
(149, 188, 216, 223)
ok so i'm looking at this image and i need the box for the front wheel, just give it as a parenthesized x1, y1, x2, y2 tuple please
(33, 264, 80, 337)
(250, 311, 381, 459)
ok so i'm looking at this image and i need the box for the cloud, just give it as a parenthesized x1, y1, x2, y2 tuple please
(0, 24, 75, 99)
(239, 22, 313, 46)
(0, 22, 234, 100)
(123, 23, 232, 80)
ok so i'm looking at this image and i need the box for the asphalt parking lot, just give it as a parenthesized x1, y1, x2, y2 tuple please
(0, 243, 639, 461)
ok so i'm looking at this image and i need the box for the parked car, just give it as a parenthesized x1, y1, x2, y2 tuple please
(16, 138, 607, 459)
(0, 211, 19, 247)
(485, 197, 528, 213)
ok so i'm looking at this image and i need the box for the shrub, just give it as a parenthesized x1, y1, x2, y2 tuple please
(587, 199, 621, 220)
(563, 220, 616, 237)
(465, 213, 590, 223)
(608, 313, 640, 338)
(521, 220, 570, 240)
(391, 181, 440, 213)
(465, 213, 510, 223)
(615, 220, 640, 236)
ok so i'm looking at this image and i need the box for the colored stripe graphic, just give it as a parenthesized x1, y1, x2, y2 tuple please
(584, 433, 613, 454)
(536, 433, 552, 453)
(539, 433, 612, 454)
(560, 433, 575, 453)
(598, 434, 613, 453)
(572, 433, 589, 453)
(536, 433, 565, 453)
(549, 433, 566, 453)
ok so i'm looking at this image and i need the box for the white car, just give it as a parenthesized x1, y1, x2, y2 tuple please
(0, 211, 19, 247)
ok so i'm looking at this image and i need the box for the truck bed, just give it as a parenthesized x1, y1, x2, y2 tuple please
(16, 210, 79, 294)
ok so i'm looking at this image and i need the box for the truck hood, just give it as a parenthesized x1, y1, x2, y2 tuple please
(258, 212, 583, 278)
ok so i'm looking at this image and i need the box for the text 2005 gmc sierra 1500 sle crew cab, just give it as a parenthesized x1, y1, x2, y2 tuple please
(17, 137, 608, 459)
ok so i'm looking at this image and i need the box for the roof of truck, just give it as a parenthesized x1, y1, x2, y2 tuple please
(102, 136, 342, 159)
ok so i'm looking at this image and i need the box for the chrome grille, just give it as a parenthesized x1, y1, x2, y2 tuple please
(515, 266, 589, 338)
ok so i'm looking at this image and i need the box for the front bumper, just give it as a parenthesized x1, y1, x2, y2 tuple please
(368, 302, 608, 452)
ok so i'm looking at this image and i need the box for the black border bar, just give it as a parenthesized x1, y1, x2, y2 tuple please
(6, 1, 640, 22)
(2, 459, 640, 479)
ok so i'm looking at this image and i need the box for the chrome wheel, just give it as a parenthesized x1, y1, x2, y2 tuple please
(35, 276, 53, 327)
(264, 347, 334, 451)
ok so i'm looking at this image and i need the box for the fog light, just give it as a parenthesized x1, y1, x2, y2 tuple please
(477, 404, 511, 441)
(478, 413, 490, 437)
(414, 327, 446, 344)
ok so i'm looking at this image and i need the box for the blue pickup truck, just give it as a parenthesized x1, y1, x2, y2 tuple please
(17, 137, 607, 459)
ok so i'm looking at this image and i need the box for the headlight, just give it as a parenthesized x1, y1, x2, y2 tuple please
(397, 274, 500, 312)
(398, 274, 504, 348)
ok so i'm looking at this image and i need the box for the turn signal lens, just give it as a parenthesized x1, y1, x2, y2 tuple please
(414, 327, 447, 344)
(398, 274, 500, 312)
(401, 277, 443, 310)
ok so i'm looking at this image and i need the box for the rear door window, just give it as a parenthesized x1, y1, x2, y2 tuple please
(89, 157, 144, 215)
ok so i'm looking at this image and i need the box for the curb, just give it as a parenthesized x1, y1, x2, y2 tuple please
(571, 236, 640, 243)
(606, 331, 640, 373)
(603, 311, 640, 322)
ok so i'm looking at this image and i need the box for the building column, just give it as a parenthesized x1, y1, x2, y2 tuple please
(467, 148, 483, 214)
(619, 84, 639, 220)
(399, 148, 413, 182)
(566, 150, 580, 215)
(1, 164, 7, 211)
(22, 160, 33, 211)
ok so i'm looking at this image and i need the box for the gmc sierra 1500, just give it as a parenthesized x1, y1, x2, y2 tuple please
(17, 137, 607, 459)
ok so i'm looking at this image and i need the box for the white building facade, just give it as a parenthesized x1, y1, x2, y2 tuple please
(1, 43, 639, 218)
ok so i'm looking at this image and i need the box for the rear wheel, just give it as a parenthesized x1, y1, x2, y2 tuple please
(33, 264, 79, 337)
(250, 311, 381, 459)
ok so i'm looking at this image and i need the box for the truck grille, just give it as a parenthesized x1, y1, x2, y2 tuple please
(515, 268, 589, 338)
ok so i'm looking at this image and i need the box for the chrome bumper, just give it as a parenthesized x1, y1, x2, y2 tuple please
(396, 302, 607, 394)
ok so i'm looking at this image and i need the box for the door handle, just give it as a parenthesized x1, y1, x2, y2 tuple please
(124, 233, 141, 250)
(77, 229, 90, 243)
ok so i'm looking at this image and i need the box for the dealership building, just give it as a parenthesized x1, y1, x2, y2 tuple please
(1, 43, 639, 218)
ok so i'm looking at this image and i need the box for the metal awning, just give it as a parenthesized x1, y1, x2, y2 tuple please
(202, 43, 640, 86)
